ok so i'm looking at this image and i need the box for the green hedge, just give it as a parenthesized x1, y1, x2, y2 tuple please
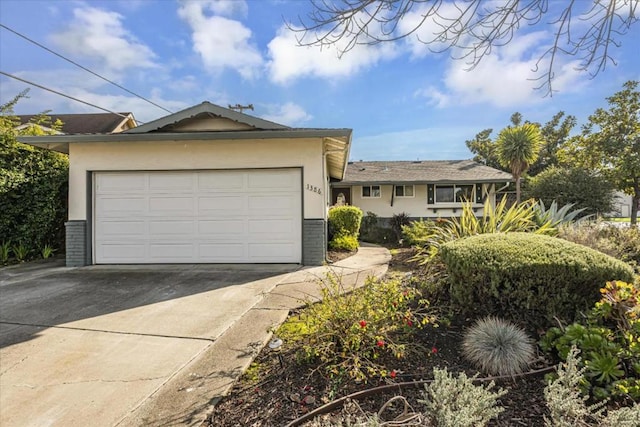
(0, 137, 68, 256)
(439, 233, 634, 328)
(328, 206, 363, 251)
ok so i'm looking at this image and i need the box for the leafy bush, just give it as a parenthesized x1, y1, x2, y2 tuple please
(419, 368, 507, 427)
(439, 233, 634, 328)
(277, 273, 434, 382)
(559, 223, 640, 273)
(328, 234, 358, 251)
(462, 317, 534, 376)
(1, 96, 68, 258)
(405, 197, 555, 262)
(328, 205, 363, 238)
(544, 347, 640, 426)
(524, 166, 616, 218)
(328, 206, 363, 251)
(540, 281, 640, 401)
(390, 212, 411, 242)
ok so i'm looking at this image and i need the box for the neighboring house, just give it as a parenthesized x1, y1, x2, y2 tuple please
(332, 160, 512, 220)
(608, 191, 634, 218)
(20, 102, 351, 267)
(16, 112, 137, 135)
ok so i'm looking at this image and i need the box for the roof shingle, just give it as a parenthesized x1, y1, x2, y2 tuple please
(341, 160, 512, 183)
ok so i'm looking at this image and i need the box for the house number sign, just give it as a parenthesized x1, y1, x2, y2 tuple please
(305, 184, 322, 195)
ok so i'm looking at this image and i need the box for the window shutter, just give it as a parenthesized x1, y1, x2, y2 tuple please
(427, 184, 435, 204)
(475, 184, 483, 203)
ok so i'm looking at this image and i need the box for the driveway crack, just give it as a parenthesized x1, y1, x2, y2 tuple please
(0, 321, 216, 342)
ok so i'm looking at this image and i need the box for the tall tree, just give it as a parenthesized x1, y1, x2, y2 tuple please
(563, 80, 640, 224)
(528, 111, 577, 176)
(496, 123, 543, 204)
(467, 111, 575, 176)
(292, 1, 639, 95)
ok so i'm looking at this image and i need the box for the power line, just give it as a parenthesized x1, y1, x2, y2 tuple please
(0, 23, 173, 114)
(0, 70, 145, 124)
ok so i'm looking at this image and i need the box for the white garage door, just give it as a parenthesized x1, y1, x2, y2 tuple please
(94, 169, 302, 263)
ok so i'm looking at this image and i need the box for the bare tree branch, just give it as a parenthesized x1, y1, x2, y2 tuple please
(289, 0, 639, 95)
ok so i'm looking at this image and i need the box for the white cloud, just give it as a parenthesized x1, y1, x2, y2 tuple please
(0, 69, 187, 123)
(50, 6, 157, 71)
(416, 31, 585, 108)
(267, 26, 399, 84)
(177, 0, 263, 79)
(205, 0, 248, 18)
(260, 102, 312, 126)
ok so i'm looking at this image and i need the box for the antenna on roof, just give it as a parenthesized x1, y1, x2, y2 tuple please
(228, 104, 254, 113)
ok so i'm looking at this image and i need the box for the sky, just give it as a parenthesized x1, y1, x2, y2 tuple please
(0, 0, 639, 161)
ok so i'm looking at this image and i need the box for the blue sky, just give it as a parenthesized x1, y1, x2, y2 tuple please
(1, 0, 639, 161)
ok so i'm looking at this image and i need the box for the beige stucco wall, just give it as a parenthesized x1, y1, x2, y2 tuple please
(349, 184, 494, 218)
(68, 138, 326, 220)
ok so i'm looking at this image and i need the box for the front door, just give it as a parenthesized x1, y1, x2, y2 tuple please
(331, 187, 351, 206)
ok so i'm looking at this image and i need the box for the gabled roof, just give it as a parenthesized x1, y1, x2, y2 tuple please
(16, 113, 136, 134)
(124, 101, 289, 133)
(341, 160, 513, 184)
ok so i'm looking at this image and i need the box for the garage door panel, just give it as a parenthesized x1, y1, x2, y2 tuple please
(96, 173, 147, 192)
(248, 219, 296, 235)
(98, 220, 147, 237)
(149, 173, 194, 192)
(249, 243, 297, 259)
(198, 196, 245, 213)
(149, 243, 195, 259)
(149, 220, 195, 236)
(97, 197, 147, 215)
(95, 169, 301, 264)
(198, 243, 245, 259)
(198, 220, 245, 235)
(99, 243, 146, 262)
(148, 197, 194, 215)
(247, 172, 297, 190)
(198, 172, 245, 191)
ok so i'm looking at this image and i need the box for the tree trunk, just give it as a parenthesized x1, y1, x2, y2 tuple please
(632, 194, 639, 225)
(515, 176, 521, 204)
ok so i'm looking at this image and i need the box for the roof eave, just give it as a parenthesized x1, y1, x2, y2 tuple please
(18, 128, 353, 154)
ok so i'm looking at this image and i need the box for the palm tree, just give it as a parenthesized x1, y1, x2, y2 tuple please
(496, 123, 543, 204)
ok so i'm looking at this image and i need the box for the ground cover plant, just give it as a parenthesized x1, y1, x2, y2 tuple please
(207, 218, 638, 426)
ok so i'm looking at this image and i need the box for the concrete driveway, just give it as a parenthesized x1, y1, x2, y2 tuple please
(0, 261, 299, 427)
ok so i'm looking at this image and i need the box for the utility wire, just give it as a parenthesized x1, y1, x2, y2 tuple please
(0, 23, 173, 114)
(0, 70, 145, 124)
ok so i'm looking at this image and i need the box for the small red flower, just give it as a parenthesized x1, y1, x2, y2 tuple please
(390, 370, 397, 379)
(431, 346, 438, 354)
(376, 340, 385, 348)
(406, 320, 413, 327)
(359, 320, 367, 328)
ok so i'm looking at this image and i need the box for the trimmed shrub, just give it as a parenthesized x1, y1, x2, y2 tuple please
(328, 234, 358, 251)
(439, 233, 634, 328)
(462, 317, 534, 376)
(328, 205, 363, 238)
(328, 206, 363, 251)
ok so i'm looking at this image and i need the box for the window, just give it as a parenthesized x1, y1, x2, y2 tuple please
(394, 185, 414, 197)
(362, 185, 381, 198)
(434, 185, 474, 203)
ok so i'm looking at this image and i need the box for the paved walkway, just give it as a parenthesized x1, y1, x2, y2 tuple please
(120, 245, 390, 426)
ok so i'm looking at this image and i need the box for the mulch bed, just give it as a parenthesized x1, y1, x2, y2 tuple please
(205, 248, 551, 426)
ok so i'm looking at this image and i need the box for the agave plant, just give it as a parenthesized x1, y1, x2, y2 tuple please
(534, 200, 591, 228)
(408, 197, 556, 263)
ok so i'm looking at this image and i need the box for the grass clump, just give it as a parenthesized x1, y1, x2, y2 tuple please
(462, 317, 534, 376)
